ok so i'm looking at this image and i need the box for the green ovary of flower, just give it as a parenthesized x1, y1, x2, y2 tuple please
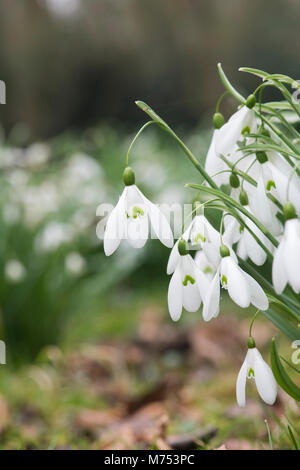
(182, 275, 195, 286)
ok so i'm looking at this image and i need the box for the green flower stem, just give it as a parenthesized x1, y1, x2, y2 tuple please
(135, 101, 218, 189)
(126, 120, 156, 166)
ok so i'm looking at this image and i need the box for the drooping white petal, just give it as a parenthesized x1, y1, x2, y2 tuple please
(283, 219, 300, 293)
(139, 189, 174, 248)
(244, 227, 267, 266)
(221, 257, 250, 308)
(103, 188, 127, 256)
(182, 282, 201, 312)
(253, 349, 277, 405)
(236, 356, 248, 407)
(204, 130, 229, 186)
(214, 106, 256, 158)
(194, 265, 212, 301)
(167, 225, 192, 275)
(243, 271, 269, 311)
(202, 269, 220, 321)
(272, 239, 287, 294)
(168, 264, 183, 321)
(237, 236, 247, 260)
(127, 214, 149, 249)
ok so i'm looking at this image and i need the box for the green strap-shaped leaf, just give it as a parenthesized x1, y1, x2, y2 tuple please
(270, 338, 300, 401)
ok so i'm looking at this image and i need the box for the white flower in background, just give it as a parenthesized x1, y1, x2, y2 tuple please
(202, 247, 268, 321)
(24, 143, 50, 167)
(5, 259, 26, 283)
(167, 214, 220, 275)
(65, 252, 86, 275)
(103, 167, 173, 256)
(236, 342, 277, 407)
(36, 222, 74, 252)
(168, 241, 209, 321)
(272, 206, 300, 294)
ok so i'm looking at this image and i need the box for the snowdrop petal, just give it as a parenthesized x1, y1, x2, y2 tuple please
(272, 240, 287, 294)
(194, 267, 212, 302)
(168, 265, 183, 321)
(222, 257, 250, 308)
(253, 349, 277, 405)
(182, 282, 201, 312)
(140, 192, 174, 248)
(103, 189, 126, 256)
(284, 219, 300, 293)
(215, 107, 255, 157)
(244, 228, 267, 266)
(127, 214, 149, 249)
(243, 272, 269, 311)
(202, 269, 220, 321)
(236, 357, 248, 407)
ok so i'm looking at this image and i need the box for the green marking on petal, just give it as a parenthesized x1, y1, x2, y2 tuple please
(195, 233, 206, 243)
(182, 275, 195, 286)
(239, 225, 244, 233)
(266, 180, 276, 191)
(132, 206, 144, 219)
(203, 266, 213, 274)
(248, 367, 255, 378)
(221, 274, 227, 286)
(241, 125, 250, 135)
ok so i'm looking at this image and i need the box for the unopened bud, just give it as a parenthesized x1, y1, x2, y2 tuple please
(178, 239, 189, 256)
(213, 112, 225, 129)
(229, 172, 240, 188)
(246, 94, 256, 109)
(123, 167, 135, 186)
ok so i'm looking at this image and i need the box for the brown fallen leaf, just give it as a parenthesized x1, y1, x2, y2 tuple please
(0, 395, 9, 432)
(74, 406, 126, 430)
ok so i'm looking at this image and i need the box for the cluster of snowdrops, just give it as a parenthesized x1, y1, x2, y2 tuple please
(100, 65, 300, 408)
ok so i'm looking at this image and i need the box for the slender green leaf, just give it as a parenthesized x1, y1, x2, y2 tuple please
(271, 338, 300, 401)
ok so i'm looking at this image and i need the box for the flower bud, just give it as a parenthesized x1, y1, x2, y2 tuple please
(239, 189, 249, 206)
(247, 336, 256, 349)
(123, 166, 135, 186)
(213, 112, 225, 129)
(246, 94, 256, 109)
(256, 151, 268, 164)
(178, 239, 189, 256)
(283, 201, 297, 220)
(220, 243, 230, 258)
(229, 172, 240, 188)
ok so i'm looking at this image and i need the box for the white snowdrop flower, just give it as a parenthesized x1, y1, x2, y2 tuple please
(168, 240, 209, 321)
(5, 259, 26, 283)
(65, 252, 86, 275)
(66, 153, 102, 182)
(167, 214, 220, 275)
(202, 246, 268, 322)
(272, 205, 300, 294)
(236, 340, 277, 407)
(103, 167, 174, 256)
(214, 106, 257, 159)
